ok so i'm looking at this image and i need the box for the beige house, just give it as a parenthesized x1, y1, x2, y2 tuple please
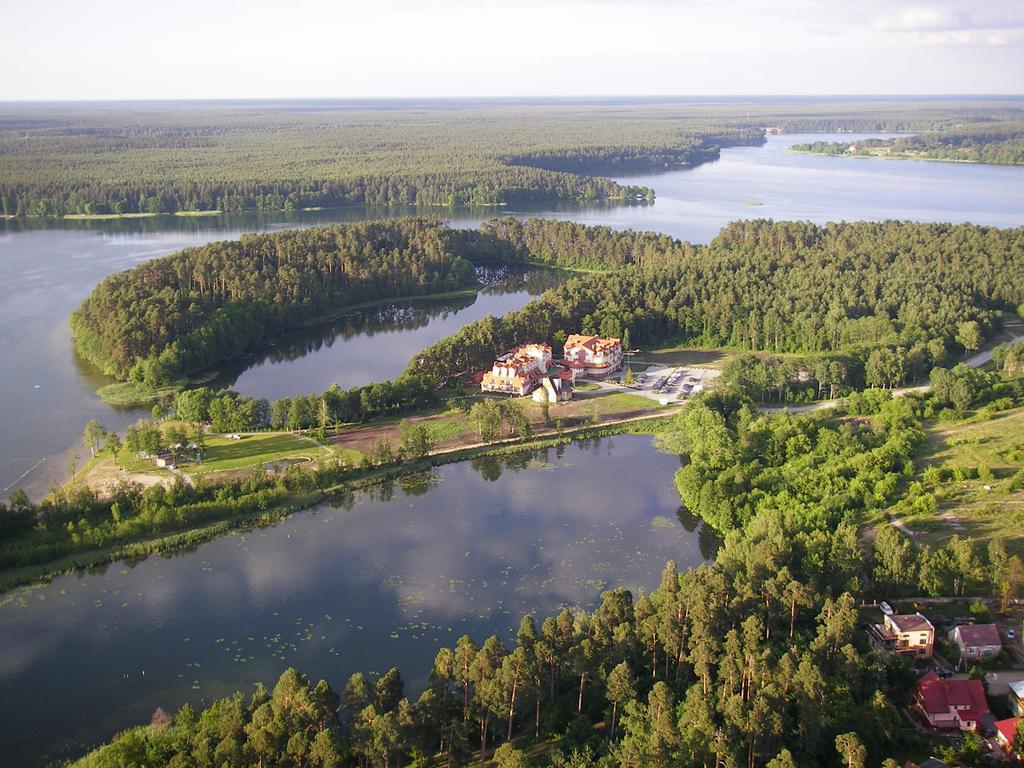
(867, 612, 935, 658)
(561, 334, 623, 378)
(481, 343, 552, 396)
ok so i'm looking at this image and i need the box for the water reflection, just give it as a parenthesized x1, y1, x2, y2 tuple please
(0, 435, 704, 766)
(216, 266, 567, 398)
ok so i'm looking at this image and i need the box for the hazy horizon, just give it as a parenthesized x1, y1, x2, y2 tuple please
(3, 0, 1022, 101)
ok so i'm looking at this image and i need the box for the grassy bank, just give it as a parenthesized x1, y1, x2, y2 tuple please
(96, 370, 221, 407)
(897, 405, 1024, 552)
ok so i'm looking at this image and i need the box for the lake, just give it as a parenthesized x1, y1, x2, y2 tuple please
(2, 132, 1023, 498)
(1, 131, 1024, 765)
(0, 435, 714, 766)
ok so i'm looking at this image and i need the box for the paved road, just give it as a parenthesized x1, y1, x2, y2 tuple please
(760, 331, 1024, 415)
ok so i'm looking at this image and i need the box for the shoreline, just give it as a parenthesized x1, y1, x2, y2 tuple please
(788, 147, 1024, 167)
(0, 409, 675, 595)
(87, 268, 579, 407)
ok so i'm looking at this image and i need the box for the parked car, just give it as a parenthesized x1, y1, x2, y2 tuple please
(1008, 628, 1017, 640)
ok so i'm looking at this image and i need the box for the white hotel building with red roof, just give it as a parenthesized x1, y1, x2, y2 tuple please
(561, 334, 623, 379)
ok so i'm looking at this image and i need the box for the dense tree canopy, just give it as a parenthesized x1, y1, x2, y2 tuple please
(408, 219, 1024, 392)
(791, 123, 1024, 165)
(71, 219, 478, 382)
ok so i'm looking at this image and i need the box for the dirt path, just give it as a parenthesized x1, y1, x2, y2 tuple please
(77, 456, 177, 495)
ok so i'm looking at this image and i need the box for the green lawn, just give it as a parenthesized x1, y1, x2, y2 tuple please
(188, 432, 336, 475)
(638, 344, 740, 367)
(570, 391, 667, 416)
(901, 407, 1024, 551)
(422, 414, 478, 443)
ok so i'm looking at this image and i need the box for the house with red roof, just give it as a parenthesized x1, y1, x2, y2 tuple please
(561, 334, 623, 379)
(914, 671, 992, 732)
(480, 343, 552, 396)
(995, 717, 1020, 757)
(949, 623, 1002, 663)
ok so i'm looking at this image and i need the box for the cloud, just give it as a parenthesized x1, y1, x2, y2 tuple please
(873, 1, 1024, 45)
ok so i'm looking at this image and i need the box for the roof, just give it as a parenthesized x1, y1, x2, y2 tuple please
(1009, 680, 1024, 700)
(953, 623, 1001, 648)
(996, 717, 1019, 746)
(560, 358, 614, 370)
(889, 613, 934, 633)
(916, 671, 990, 716)
(564, 334, 621, 353)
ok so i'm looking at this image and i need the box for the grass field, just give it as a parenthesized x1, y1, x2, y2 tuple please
(901, 407, 1024, 551)
(97, 380, 182, 407)
(188, 432, 338, 475)
(638, 344, 740, 367)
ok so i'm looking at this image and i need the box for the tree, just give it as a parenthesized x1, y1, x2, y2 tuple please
(765, 748, 797, 768)
(174, 387, 213, 424)
(470, 635, 507, 763)
(873, 525, 914, 592)
(82, 419, 106, 458)
(605, 661, 636, 738)
(343, 672, 375, 716)
(376, 668, 404, 713)
(399, 420, 433, 459)
(835, 732, 867, 768)
(104, 431, 122, 456)
(624, 367, 636, 386)
(956, 320, 983, 357)
(492, 743, 529, 768)
(469, 400, 503, 441)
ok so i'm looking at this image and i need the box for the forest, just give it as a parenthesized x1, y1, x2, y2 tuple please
(74, 217, 1024, 398)
(791, 122, 1024, 165)
(70, 219, 479, 382)
(3, 99, 1021, 217)
(0, 103, 769, 217)
(67, 384, 1024, 768)
(406, 219, 1024, 393)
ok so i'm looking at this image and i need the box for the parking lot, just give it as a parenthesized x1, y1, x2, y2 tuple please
(629, 365, 721, 402)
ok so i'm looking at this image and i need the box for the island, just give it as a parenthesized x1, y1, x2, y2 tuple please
(791, 122, 1024, 165)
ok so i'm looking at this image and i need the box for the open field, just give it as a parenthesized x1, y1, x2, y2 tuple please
(70, 388, 672, 495)
(636, 344, 741, 367)
(329, 389, 670, 456)
(185, 432, 339, 476)
(901, 407, 1024, 552)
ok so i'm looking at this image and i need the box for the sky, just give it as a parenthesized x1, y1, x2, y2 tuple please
(1, 0, 1022, 100)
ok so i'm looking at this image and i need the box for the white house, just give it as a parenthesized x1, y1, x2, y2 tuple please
(950, 624, 1002, 662)
(561, 334, 623, 379)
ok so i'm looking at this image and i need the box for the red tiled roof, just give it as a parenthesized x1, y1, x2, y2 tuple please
(996, 717, 1019, 747)
(916, 672, 990, 716)
(564, 334, 621, 353)
(954, 624, 1001, 648)
(917, 672, 947, 714)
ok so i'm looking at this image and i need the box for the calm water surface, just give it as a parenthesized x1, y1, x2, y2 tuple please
(2, 133, 1023, 497)
(0, 436, 713, 766)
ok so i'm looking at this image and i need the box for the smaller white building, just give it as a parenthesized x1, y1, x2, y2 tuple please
(950, 624, 1002, 662)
